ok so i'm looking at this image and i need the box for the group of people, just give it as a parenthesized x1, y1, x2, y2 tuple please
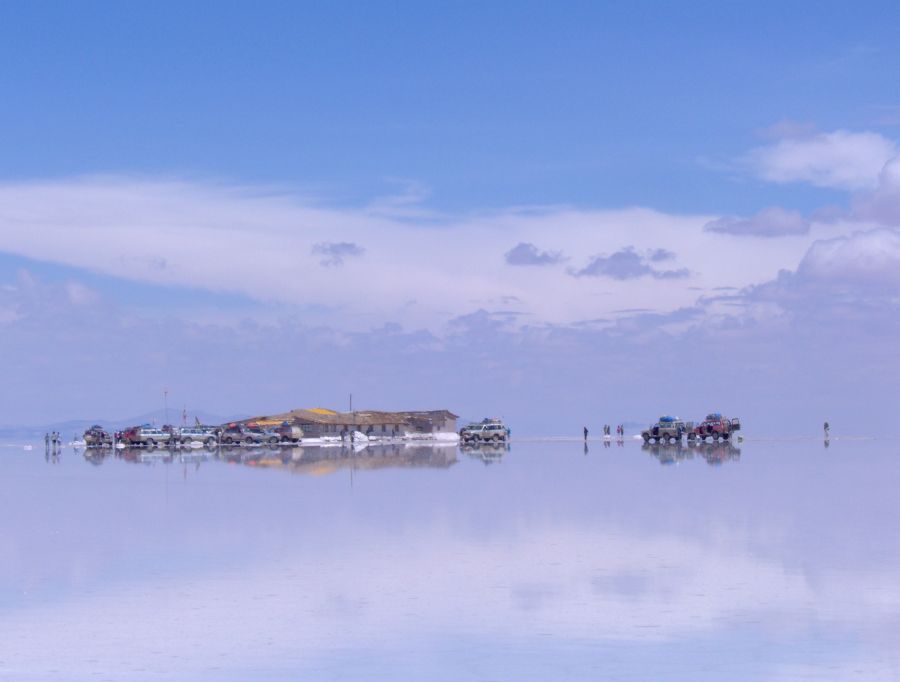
(44, 432, 63, 450)
(44, 432, 63, 461)
(602, 424, 625, 437)
(583, 424, 626, 440)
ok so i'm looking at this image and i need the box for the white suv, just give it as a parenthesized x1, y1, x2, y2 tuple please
(130, 427, 173, 447)
(175, 426, 218, 446)
(460, 422, 509, 443)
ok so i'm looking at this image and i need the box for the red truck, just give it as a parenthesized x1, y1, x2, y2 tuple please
(690, 413, 741, 441)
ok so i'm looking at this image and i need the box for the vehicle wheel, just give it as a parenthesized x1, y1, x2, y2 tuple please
(225, 437, 233, 445)
(722, 432, 730, 440)
(269, 437, 278, 444)
(492, 435, 500, 442)
(245, 437, 254, 445)
(642, 436, 650, 444)
(205, 438, 215, 446)
(147, 439, 155, 447)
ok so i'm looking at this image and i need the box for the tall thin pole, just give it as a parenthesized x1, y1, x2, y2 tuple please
(164, 388, 169, 425)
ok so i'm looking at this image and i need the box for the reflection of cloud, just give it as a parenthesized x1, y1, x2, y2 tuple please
(3, 522, 898, 678)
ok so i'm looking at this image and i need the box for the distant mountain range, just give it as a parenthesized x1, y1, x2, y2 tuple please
(0, 409, 250, 439)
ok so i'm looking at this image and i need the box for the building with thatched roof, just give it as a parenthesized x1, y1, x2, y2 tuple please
(238, 408, 458, 438)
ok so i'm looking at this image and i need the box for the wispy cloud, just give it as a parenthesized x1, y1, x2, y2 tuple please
(312, 241, 365, 267)
(704, 207, 810, 238)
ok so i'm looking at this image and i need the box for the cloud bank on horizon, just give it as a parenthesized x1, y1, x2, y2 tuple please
(2, 128, 895, 333)
(2, 125, 900, 432)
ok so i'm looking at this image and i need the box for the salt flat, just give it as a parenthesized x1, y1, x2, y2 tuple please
(1, 438, 897, 681)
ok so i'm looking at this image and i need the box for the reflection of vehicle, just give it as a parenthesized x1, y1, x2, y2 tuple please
(126, 426, 173, 447)
(220, 424, 279, 445)
(690, 440, 741, 465)
(643, 441, 741, 466)
(460, 440, 509, 464)
(689, 413, 741, 441)
(460, 419, 510, 443)
(83, 425, 112, 447)
(175, 426, 218, 446)
(641, 416, 690, 444)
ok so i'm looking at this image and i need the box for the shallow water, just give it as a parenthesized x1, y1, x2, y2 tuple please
(1, 438, 899, 680)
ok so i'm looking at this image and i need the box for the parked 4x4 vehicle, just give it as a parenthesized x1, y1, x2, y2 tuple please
(175, 425, 219, 446)
(126, 426, 173, 447)
(690, 413, 741, 441)
(460, 420, 510, 443)
(275, 421, 304, 443)
(641, 416, 691, 444)
(83, 425, 112, 447)
(220, 424, 280, 445)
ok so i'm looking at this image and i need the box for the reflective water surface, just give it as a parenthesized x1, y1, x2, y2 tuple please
(2, 438, 899, 680)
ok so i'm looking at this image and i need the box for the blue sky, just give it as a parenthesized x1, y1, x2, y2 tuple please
(3, 1, 898, 210)
(1, 1, 900, 432)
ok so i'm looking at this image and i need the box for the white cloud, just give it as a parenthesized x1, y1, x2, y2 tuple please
(797, 227, 900, 287)
(747, 130, 896, 191)
(853, 154, 900, 224)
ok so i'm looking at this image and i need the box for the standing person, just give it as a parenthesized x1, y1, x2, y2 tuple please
(583, 426, 589, 441)
(44, 432, 49, 453)
(824, 421, 830, 439)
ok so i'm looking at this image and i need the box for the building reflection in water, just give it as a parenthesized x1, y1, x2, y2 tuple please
(93, 442, 459, 475)
(642, 440, 741, 466)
